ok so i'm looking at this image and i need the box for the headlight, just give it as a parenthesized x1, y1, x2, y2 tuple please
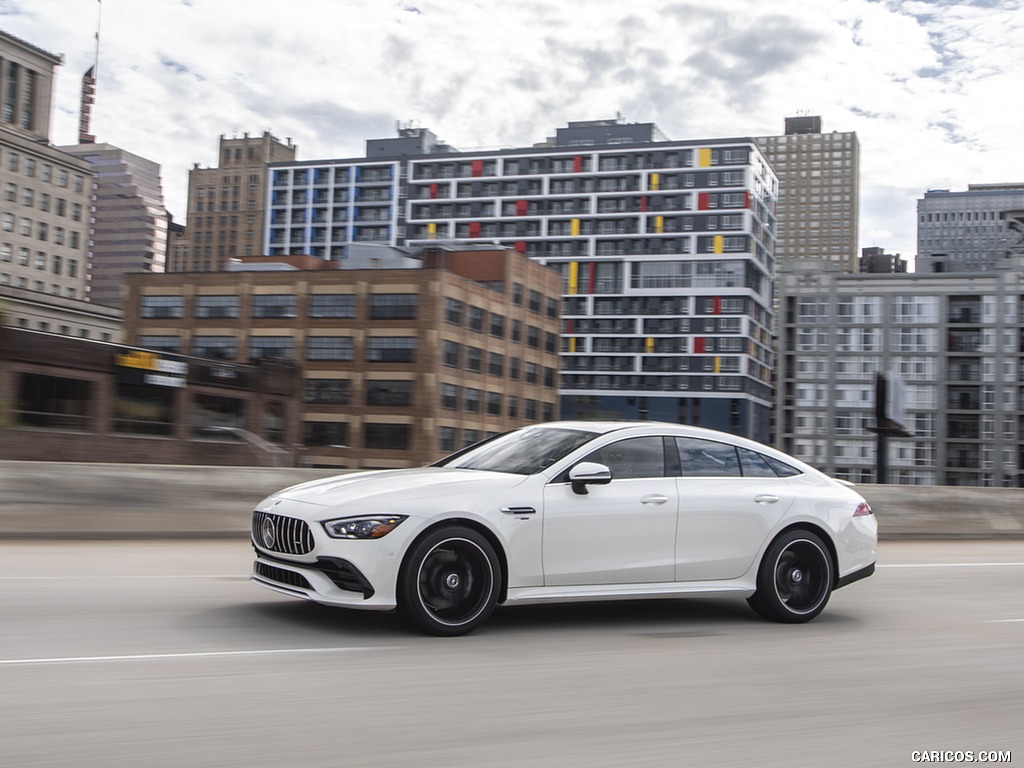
(322, 515, 407, 540)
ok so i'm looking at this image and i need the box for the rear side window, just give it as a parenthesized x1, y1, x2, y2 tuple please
(676, 437, 740, 477)
(675, 439, 802, 478)
(738, 447, 780, 477)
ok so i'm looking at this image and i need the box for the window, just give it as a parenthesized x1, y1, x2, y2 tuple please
(249, 336, 294, 360)
(441, 383, 459, 409)
(303, 421, 349, 447)
(584, 436, 666, 479)
(365, 380, 413, 406)
(445, 299, 463, 325)
(489, 313, 505, 338)
(464, 388, 481, 413)
(468, 306, 484, 332)
(442, 340, 461, 367)
(113, 383, 174, 436)
(439, 426, 457, 453)
(138, 335, 181, 352)
(370, 293, 418, 320)
(364, 423, 411, 451)
(309, 293, 355, 318)
(192, 394, 245, 438)
(305, 379, 351, 404)
(195, 295, 239, 318)
(367, 337, 416, 362)
(140, 295, 184, 319)
(251, 294, 296, 318)
(676, 437, 740, 477)
(466, 347, 483, 373)
(192, 336, 237, 359)
(306, 336, 353, 361)
(16, 374, 92, 430)
(488, 352, 504, 376)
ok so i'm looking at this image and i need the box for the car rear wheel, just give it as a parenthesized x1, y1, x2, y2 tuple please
(398, 526, 500, 636)
(748, 530, 833, 623)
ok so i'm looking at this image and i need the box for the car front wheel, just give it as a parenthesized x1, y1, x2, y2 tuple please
(398, 526, 500, 636)
(748, 530, 833, 623)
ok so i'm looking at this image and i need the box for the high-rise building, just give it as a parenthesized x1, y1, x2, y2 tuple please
(265, 119, 779, 441)
(58, 143, 169, 308)
(755, 116, 860, 272)
(916, 184, 1024, 273)
(860, 246, 907, 274)
(0, 30, 118, 340)
(776, 257, 1024, 487)
(181, 132, 297, 271)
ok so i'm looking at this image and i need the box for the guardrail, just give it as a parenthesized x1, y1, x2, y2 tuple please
(1, 461, 1022, 540)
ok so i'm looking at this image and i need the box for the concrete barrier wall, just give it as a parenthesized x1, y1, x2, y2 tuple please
(1, 460, 1022, 540)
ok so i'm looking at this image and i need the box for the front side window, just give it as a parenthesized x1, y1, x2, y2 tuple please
(584, 436, 666, 479)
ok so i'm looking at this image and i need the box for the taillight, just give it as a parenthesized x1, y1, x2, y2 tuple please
(853, 502, 873, 517)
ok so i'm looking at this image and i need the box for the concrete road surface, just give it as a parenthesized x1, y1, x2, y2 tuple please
(0, 540, 1020, 768)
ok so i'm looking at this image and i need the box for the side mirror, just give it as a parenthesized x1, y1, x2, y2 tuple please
(569, 462, 612, 495)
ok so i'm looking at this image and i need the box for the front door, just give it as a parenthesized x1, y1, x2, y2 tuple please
(542, 436, 677, 586)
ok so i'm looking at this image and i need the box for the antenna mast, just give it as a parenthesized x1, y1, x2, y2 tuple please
(78, 0, 102, 144)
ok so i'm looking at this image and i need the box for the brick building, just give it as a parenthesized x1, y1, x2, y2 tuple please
(122, 245, 562, 469)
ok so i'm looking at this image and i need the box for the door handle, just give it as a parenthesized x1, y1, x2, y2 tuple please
(754, 494, 779, 505)
(641, 494, 668, 505)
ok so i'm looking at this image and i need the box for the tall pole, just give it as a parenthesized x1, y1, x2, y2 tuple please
(78, 0, 102, 144)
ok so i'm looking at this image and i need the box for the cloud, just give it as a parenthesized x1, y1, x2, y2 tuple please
(1, 0, 1020, 266)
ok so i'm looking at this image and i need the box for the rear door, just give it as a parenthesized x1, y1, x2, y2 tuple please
(672, 438, 795, 581)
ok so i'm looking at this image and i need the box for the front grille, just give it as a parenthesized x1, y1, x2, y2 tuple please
(252, 510, 315, 555)
(254, 561, 314, 590)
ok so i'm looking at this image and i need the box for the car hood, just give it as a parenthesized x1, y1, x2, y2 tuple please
(270, 466, 530, 507)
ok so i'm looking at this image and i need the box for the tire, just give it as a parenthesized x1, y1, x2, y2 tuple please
(398, 526, 500, 636)
(747, 529, 833, 623)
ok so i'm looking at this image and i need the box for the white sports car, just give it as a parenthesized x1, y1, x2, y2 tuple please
(251, 421, 876, 635)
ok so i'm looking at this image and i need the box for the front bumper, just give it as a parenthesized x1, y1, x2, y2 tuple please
(251, 550, 398, 611)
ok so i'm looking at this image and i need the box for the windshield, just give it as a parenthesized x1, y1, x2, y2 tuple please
(435, 427, 599, 475)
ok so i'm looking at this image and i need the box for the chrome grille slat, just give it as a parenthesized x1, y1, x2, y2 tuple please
(252, 510, 314, 555)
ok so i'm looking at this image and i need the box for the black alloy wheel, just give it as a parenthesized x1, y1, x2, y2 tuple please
(398, 526, 500, 636)
(748, 529, 833, 623)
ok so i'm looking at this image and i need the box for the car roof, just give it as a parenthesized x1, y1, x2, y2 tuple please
(529, 421, 817, 472)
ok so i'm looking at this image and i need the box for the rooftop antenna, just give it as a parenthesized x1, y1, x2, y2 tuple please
(78, 0, 102, 143)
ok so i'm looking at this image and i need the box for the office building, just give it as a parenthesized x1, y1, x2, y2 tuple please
(755, 115, 860, 272)
(58, 142, 169, 308)
(860, 246, 907, 274)
(0, 31, 111, 338)
(180, 131, 297, 271)
(777, 257, 1024, 487)
(265, 119, 779, 441)
(916, 184, 1024, 273)
(122, 244, 562, 469)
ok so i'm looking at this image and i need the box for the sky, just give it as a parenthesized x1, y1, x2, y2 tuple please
(3, 0, 1023, 266)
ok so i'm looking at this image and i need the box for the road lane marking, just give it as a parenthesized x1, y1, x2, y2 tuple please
(985, 618, 1024, 623)
(0, 646, 403, 667)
